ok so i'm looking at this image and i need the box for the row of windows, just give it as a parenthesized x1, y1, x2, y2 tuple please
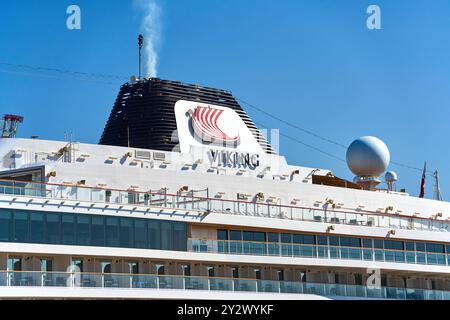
(0, 209, 187, 251)
(217, 229, 449, 254)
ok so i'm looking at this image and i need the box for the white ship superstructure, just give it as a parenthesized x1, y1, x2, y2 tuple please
(0, 78, 449, 300)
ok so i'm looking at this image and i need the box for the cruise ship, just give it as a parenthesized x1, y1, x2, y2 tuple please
(0, 77, 449, 300)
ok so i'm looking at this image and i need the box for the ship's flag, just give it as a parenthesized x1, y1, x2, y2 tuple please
(419, 161, 426, 198)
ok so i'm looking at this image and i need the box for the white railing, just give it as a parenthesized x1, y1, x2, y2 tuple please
(188, 239, 449, 266)
(0, 179, 448, 233)
(1, 270, 449, 300)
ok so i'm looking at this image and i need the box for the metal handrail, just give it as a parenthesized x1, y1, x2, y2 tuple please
(187, 238, 449, 266)
(188, 238, 415, 253)
(0, 178, 448, 230)
(1, 270, 449, 300)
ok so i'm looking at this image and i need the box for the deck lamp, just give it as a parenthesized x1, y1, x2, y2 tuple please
(47, 171, 56, 177)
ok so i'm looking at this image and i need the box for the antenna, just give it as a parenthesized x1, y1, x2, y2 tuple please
(385, 171, 398, 192)
(1, 114, 24, 138)
(138, 34, 144, 80)
(433, 170, 443, 201)
(127, 126, 130, 148)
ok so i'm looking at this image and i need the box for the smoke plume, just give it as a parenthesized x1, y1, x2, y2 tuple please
(135, 0, 161, 77)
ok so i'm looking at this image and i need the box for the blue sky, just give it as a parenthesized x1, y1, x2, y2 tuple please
(0, 0, 449, 198)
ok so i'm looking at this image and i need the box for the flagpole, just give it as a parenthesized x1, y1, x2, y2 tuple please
(419, 161, 426, 198)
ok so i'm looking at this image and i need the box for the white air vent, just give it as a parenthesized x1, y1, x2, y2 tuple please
(135, 150, 152, 160)
(153, 152, 166, 161)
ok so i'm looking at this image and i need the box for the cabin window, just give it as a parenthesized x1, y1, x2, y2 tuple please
(230, 230, 242, 241)
(148, 220, 161, 249)
(30, 212, 45, 243)
(77, 215, 91, 246)
(340, 237, 361, 248)
(134, 219, 147, 249)
(0, 210, 11, 241)
(106, 217, 119, 247)
(61, 214, 75, 245)
(13, 211, 29, 242)
(217, 229, 228, 240)
(91, 216, 105, 247)
(120, 217, 134, 248)
(267, 233, 279, 243)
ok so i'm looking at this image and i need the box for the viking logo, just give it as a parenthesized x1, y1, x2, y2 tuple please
(187, 106, 240, 147)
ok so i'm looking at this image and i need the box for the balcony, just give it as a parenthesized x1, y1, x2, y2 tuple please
(188, 239, 450, 267)
(0, 271, 449, 300)
(0, 179, 448, 233)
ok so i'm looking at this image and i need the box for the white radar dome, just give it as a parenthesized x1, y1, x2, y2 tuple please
(346, 136, 390, 177)
(385, 171, 398, 182)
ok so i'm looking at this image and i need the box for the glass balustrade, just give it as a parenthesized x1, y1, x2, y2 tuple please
(131, 275, 158, 289)
(233, 279, 257, 292)
(42, 272, 70, 287)
(7, 271, 43, 286)
(0, 180, 448, 233)
(0, 271, 6, 287)
(210, 278, 232, 291)
(0, 271, 449, 300)
(188, 239, 450, 267)
(259, 280, 281, 293)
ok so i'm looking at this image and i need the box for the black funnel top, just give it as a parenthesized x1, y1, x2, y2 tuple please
(99, 78, 275, 154)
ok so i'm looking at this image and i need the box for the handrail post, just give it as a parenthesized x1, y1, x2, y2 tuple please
(164, 188, 167, 207)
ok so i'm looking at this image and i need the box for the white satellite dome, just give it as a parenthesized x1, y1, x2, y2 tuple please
(346, 136, 390, 177)
(385, 171, 398, 182)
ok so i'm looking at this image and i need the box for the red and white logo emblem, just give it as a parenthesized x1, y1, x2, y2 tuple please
(188, 106, 240, 145)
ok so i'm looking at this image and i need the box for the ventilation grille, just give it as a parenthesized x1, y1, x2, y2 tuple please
(153, 152, 166, 161)
(135, 150, 152, 160)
